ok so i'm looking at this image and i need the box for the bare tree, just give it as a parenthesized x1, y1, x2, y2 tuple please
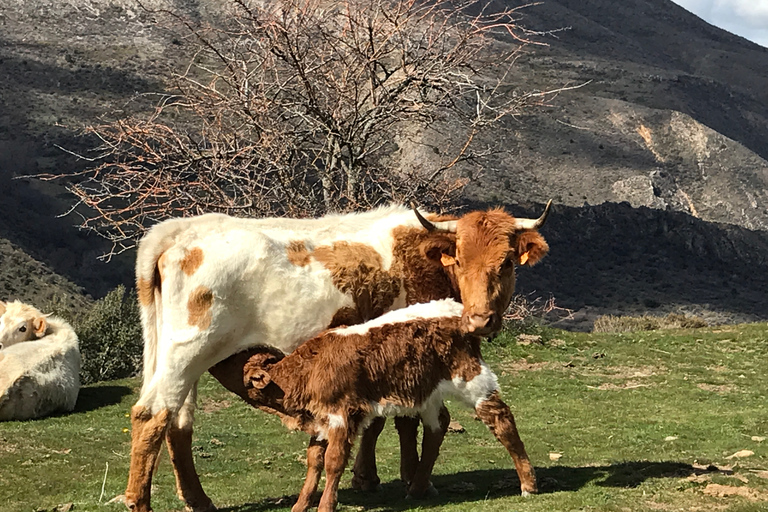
(53, 0, 561, 254)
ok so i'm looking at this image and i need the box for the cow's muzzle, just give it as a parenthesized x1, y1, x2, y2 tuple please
(462, 311, 497, 334)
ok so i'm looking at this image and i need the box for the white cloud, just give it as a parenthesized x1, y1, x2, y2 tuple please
(671, 0, 768, 47)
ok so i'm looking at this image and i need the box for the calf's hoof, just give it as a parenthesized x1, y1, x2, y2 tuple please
(406, 482, 439, 499)
(184, 503, 217, 512)
(351, 474, 382, 492)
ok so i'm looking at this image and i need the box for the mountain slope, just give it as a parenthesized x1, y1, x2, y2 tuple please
(0, 0, 767, 325)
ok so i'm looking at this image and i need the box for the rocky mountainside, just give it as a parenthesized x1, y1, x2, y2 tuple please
(0, 0, 767, 327)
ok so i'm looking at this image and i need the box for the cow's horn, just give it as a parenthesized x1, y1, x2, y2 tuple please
(412, 203, 458, 233)
(514, 199, 553, 231)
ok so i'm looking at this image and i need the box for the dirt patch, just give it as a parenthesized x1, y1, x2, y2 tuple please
(0, 440, 18, 453)
(591, 365, 665, 379)
(199, 398, 232, 414)
(701, 483, 766, 501)
(591, 380, 652, 391)
(499, 359, 551, 374)
(697, 383, 737, 393)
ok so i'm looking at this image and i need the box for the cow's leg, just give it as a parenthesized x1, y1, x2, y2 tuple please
(475, 391, 537, 495)
(317, 418, 356, 512)
(394, 415, 420, 485)
(125, 406, 171, 512)
(125, 354, 209, 512)
(351, 417, 385, 491)
(166, 382, 216, 512)
(292, 436, 327, 512)
(407, 404, 450, 498)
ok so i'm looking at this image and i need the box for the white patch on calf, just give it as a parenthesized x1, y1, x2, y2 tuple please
(439, 361, 499, 408)
(334, 299, 463, 336)
(366, 386, 446, 433)
(327, 413, 346, 429)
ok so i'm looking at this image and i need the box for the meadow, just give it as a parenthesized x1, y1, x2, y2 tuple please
(2, 323, 767, 512)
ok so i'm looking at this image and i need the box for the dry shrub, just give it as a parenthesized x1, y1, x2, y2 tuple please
(593, 313, 708, 333)
(46, 285, 142, 384)
(44, 0, 572, 256)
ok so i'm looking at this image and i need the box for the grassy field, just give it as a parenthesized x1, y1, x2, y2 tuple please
(2, 323, 768, 512)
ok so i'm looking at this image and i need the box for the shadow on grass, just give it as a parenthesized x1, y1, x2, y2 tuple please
(73, 384, 133, 413)
(219, 460, 694, 511)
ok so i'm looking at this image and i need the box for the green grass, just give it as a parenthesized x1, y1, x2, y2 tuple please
(3, 323, 768, 511)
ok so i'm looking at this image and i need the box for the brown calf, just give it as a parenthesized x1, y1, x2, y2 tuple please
(211, 299, 537, 512)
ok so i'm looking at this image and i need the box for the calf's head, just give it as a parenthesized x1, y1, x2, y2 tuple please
(0, 300, 50, 350)
(415, 201, 551, 335)
(242, 349, 285, 404)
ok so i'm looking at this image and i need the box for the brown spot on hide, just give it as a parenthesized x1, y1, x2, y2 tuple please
(137, 277, 154, 307)
(187, 286, 214, 330)
(329, 307, 363, 328)
(390, 226, 458, 305)
(287, 241, 312, 267)
(180, 247, 204, 276)
(313, 242, 400, 322)
(158, 252, 169, 283)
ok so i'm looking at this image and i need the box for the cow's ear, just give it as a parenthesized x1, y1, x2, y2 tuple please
(246, 369, 272, 390)
(419, 237, 455, 267)
(0, 301, 6, 316)
(33, 316, 48, 338)
(515, 231, 549, 266)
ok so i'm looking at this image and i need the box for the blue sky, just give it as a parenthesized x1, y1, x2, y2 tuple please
(671, 0, 768, 47)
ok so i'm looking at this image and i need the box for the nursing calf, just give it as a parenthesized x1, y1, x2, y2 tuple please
(227, 299, 536, 512)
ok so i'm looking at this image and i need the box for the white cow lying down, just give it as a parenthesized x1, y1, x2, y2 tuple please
(0, 301, 81, 421)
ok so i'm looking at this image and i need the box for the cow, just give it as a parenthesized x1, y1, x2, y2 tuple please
(125, 202, 551, 512)
(0, 301, 80, 421)
(228, 299, 536, 512)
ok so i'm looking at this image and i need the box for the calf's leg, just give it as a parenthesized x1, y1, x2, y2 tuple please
(407, 405, 450, 498)
(351, 417, 385, 491)
(317, 421, 356, 512)
(475, 391, 537, 495)
(394, 415, 420, 485)
(292, 437, 327, 512)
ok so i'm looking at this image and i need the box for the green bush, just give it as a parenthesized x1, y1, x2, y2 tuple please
(47, 285, 143, 384)
(593, 312, 708, 333)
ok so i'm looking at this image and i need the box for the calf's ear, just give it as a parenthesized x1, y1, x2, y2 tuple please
(515, 231, 549, 266)
(0, 301, 6, 316)
(246, 369, 272, 390)
(33, 316, 48, 338)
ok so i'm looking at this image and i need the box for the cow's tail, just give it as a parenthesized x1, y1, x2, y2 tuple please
(135, 219, 186, 396)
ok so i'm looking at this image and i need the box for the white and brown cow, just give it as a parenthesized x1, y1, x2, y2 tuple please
(126, 203, 551, 512)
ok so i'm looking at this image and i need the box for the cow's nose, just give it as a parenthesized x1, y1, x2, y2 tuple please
(464, 311, 493, 332)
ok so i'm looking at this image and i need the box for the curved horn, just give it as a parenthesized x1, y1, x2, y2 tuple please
(411, 203, 458, 233)
(514, 199, 553, 231)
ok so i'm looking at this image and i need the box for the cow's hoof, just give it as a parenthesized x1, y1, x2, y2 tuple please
(351, 475, 382, 492)
(406, 482, 439, 499)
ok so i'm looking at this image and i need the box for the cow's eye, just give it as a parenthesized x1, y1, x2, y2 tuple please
(19, 326, 26, 332)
